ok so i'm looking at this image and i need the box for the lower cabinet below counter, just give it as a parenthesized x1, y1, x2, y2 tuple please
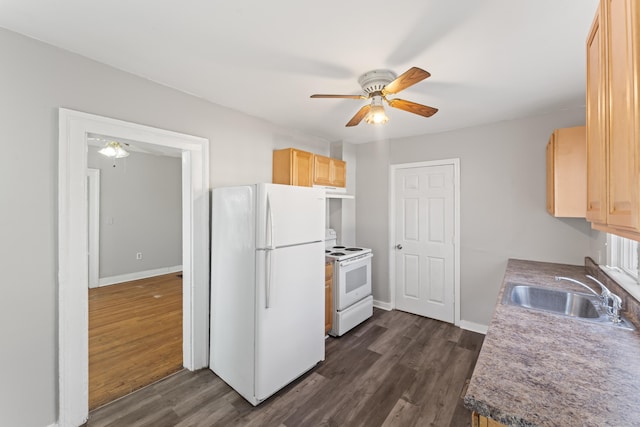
(472, 412, 506, 427)
(325, 262, 333, 335)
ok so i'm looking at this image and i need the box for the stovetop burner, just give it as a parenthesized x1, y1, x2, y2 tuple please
(325, 245, 372, 261)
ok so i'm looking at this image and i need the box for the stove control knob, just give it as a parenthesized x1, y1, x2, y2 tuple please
(396, 244, 403, 250)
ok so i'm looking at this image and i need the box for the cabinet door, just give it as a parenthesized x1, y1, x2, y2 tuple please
(325, 262, 333, 335)
(471, 412, 507, 427)
(605, 0, 638, 231)
(557, 127, 587, 217)
(546, 135, 555, 215)
(331, 159, 346, 187)
(586, 7, 608, 225)
(546, 127, 587, 218)
(292, 149, 314, 187)
(273, 148, 314, 187)
(313, 155, 332, 186)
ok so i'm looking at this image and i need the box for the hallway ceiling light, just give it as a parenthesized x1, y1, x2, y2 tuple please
(98, 140, 130, 158)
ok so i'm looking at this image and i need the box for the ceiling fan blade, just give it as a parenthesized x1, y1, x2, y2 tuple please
(386, 98, 438, 117)
(310, 94, 367, 99)
(381, 67, 431, 95)
(346, 105, 371, 127)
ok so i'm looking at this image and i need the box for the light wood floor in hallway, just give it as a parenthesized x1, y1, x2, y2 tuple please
(89, 272, 183, 410)
(87, 309, 484, 427)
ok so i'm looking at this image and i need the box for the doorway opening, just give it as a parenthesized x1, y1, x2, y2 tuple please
(58, 109, 209, 427)
(86, 140, 184, 409)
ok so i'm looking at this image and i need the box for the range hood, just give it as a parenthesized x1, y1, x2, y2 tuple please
(316, 186, 354, 199)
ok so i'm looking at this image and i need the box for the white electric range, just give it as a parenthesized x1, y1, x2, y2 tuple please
(325, 229, 373, 336)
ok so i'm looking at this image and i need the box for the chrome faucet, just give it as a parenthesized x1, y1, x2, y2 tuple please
(555, 275, 622, 323)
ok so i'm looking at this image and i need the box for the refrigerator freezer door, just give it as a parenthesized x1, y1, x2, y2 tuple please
(255, 241, 325, 402)
(256, 184, 325, 249)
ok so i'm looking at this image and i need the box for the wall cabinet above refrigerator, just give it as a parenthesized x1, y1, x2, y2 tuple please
(272, 148, 346, 189)
(272, 148, 314, 187)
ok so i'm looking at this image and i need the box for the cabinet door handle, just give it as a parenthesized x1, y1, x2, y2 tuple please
(396, 244, 403, 250)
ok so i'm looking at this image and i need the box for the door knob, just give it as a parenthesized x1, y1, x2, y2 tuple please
(396, 244, 403, 250)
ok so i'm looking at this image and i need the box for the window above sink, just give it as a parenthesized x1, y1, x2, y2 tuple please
(601, 234, 640, 303)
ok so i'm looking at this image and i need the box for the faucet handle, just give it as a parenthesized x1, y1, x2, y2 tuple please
(601, 292, 623, 323)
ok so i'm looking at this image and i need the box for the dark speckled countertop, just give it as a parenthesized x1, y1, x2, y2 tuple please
(464, 259, 640, 427)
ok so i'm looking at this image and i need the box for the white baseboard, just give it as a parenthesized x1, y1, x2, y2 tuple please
(46, 423, 59, 427)
(96, 265, 183, 287)
(459, 320, 488, 335)
(373, 300, 393, 311)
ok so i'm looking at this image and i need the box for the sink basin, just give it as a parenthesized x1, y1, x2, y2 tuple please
(502, 282, 635, 330)
(505, 283, 600, 318)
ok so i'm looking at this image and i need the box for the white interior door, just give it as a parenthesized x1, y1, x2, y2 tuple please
(394, 163, 455, 323)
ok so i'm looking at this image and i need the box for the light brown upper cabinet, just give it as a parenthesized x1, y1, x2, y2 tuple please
(586, 7, 608, 225)
(586, 0, 640, 240)
(313, 155, 346, 188)
(546, 126, 587, 217)
(272, 148, 314, 187)
(273, 148, 347, 189)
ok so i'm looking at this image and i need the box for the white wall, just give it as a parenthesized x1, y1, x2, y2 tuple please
(355, 140, 391, 304)
(589, 229, 608, 264)
(356, 109, 594, 326)
(88, 147, 182, 278)
(0, 28, 333, 427)
(328, 142, 357, 245)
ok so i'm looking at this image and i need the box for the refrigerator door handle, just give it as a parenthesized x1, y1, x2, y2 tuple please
(265, 248, 272, 309)
(266, 193, 275, 250)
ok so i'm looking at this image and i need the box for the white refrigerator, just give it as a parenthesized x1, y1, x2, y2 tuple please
(210, 183, 326, 406)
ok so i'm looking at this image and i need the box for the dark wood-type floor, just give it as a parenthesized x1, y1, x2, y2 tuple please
(87, 308, 484, 427)
(89, 273, 183, 410)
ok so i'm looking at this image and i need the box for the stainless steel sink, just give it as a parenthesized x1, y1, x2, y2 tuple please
(502, 282, 635, 330)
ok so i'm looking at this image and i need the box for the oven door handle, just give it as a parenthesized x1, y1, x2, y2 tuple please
(339, 252, 373, 267)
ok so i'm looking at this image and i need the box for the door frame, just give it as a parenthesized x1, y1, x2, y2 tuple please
(388, 159, 461, 326)
(58, 108, 210, 427)
(87, 168, 100, 288)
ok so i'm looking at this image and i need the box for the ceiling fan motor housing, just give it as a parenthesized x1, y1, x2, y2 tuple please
(358, 69, 397, 94)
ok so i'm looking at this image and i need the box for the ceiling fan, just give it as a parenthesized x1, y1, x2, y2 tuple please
(310, 67, 438, 127)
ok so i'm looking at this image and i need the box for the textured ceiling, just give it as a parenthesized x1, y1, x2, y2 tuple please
(0, 0, 599, 144)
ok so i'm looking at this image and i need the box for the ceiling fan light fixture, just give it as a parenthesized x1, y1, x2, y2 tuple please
(365, 97, 389, 125)
(310, 67, 436, 127)
(98, 140, 130, 158)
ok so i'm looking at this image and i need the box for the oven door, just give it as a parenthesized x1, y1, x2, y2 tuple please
(335, 253, 373, 311)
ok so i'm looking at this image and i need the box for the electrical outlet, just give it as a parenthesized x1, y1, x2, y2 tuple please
(136, 252, 143, 260)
